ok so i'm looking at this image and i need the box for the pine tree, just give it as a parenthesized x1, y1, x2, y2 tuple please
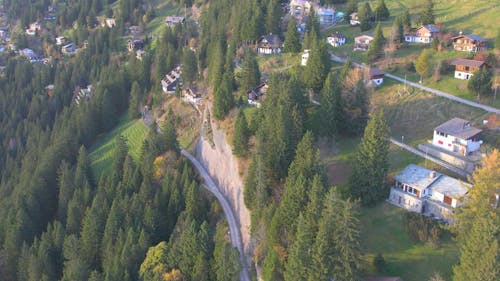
(367, 22, 386, 62)
(283, 18, 301, 53)
(345, 0, 358, 22)
(304, 40, 331, 93)
(348, 111, 390, 206)
(374, 0, 390, 21)
(265, 0, 281, 35)
(391, 16, 404, 45)
(453, 150, 500, 281)
(468, 66, 492, 99)
(320, 73, 343, 139)
(401, 9, 412, 32)
(232, 110, 250, 157)
(238, 51, 260, 91)
(181, 47, 198, 87)
(284, 214, 314, 281)
(358, 2, 373, 31)
(418, 0, 435, 25)
(213, 70, 235, 120)
(415, 49, 430, 82)
(128, 81, 142, 119)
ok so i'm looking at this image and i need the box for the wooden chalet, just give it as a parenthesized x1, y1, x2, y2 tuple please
(449, 58, 485, 80)
(452, 34, 487, 52)
(257, 34, 282, 55)
(354, 33, 374, 51)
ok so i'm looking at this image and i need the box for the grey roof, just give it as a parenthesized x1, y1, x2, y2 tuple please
(430, 176, 471, 199)
(394, 164, 441, 191)
(452, 34, 486, 42)
(434, 118, 482, 140)
(328, 32, 345, 39)
(369, 68, 385, 77)
(450, 58, 485, 68)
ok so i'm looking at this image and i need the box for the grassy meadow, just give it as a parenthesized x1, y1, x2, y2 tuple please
(89, 114, 148, 179)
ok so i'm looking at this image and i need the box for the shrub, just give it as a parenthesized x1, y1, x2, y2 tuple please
(373, 253, 386, 273)
(403, 212, 442, 246)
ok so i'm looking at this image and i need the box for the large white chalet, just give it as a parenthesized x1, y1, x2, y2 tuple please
(432, 118, 482, 156)
(388, 164, 471, 222)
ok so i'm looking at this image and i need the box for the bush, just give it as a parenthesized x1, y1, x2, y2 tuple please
(403, 212, 442, 246)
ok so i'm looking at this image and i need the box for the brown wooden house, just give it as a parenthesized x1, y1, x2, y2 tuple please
(452, 34, 487, 52)
(450, 58, 485, 80)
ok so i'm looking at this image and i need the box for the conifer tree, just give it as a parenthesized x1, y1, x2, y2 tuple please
(391, 16, 404, 45)
(213, 70, 235, 120)
(265, 0, 281, 35)
(367, 22, 386, 62)
(358, 2, 373, 31)
(418, 0, 435, 25)
(128, 81, 142, 119)
(374, 0, 390, 21)
(348, 111, 390, 206)
(304, 40, 331, 93)
(453, 150, 500, 281)
(232, 109, 250, 157)
(284, 213, 314, 281)
(181, 47, 198, 87)
(416, 49, 430, 82)
(468, 66, 492, 99)
(238, 51, 261, 91)
(345, 0, 358, 22)
(320, 73, 343, 139)
(283, 18, 301, 53)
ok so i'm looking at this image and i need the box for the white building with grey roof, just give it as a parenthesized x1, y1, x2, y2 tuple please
(432, 118, 482, 156)
(388, 164, 472, 223)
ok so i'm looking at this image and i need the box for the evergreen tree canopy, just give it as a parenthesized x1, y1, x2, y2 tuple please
(418, 0, 435, 25)
(283, 18, 301, 53)
(367, 22, 386, 62)
(304, 40, 331, 93)
(232, 109, 250, 157)
(468, 66, 493, 99)
(237, 51, 261, 91)
(374, 0, 390, 21)
(348, 111, 390, 206)
(416, 49, 431, 82)
(181, 47, 198, 87)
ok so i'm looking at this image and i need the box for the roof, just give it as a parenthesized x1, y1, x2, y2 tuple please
(369, 68, 385, 77)
(366, 278, 402, 281)
(430, 176, 471, 199)
(355, 33, 374, 40)
(394, 164, 441, 191)
(258, 34, 283, 47)
(420, 24, 440, 33)
(450, 58, 485, 68)
(327, 32, 345, 39)
(452, 34, 486, 42)
(434, 118, 482, 139)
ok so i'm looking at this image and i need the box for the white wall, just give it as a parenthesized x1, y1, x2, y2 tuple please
(371, 78, 383, 86)
(454, 70, 473, 80)
(432, 131, 455, 152)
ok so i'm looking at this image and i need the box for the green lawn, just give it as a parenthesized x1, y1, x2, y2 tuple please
(361, 203, 459, 281)
(89, 114, 149, 179)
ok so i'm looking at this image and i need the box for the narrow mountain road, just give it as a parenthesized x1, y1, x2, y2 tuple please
(180, 149, 251, 281)
(389, 138, 468, 177)
(330, 53, 500, 114)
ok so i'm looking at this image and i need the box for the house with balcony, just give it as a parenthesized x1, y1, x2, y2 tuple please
(316, 7, 335, 25)
(354, 33, 373, 51)
(290, 0, 318, 20)
(405, 25, 440, 43)
(166, 16, 185, 26)
(450, 58, 485, 80)
(161, 65, 181, 94)
(432, 118, 482, 156)
(388, 164, 471, 222)
(257, 34, 282, 54)
(452, 34, 487, 52)
(326, 32, 346, 47)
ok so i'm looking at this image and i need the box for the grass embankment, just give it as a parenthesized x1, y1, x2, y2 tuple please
(360, 203, 458, 281)
(89, 114, 148, 179)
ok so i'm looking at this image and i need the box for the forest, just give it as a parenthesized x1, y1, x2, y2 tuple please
(0, 0, 499, 281)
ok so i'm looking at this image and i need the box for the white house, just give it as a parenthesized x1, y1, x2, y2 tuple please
(432, 118, 482, 156)
(388, 164, 472, 222)
(326, 32, 346, 47)
(26, 22, 42, 35)
(161, 65, 181, 94)
(247, 83, 268, 108)
(404, 25, 440, 43)
(316, 7, 335, 25)
(301, 49, 310, 66)
(56, 36, 66, 46)
(182, 88, 202, 104)
(368, 68, 385, 86)
(450, 58, 485, 80)
(257, 34, 282, 55)
(166, 16, 185, 26)
(349, 12, 360, 26)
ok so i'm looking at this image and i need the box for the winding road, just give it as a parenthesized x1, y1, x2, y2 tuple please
(180, 149, 251, 281)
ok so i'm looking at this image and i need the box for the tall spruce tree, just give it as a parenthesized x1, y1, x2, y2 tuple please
(232, 109, 250, 157)
(374, 0, 390, 21)
(358, 2, 373, 31)
(402, 9, 412, 32)
(391, 16, 404, 45)
(453, 150, 500, 281)
(238, 51, 261, 91)
(283, 18, 301, 53)
(304, 40, 331, 93)
(320, 73, 343, 139)
(181, 47, 198, 87)
(468, 66, 492, 99)
(367, 22, 386, 62)
(348, 111, 390, 206)
(265, 0, 281, 35)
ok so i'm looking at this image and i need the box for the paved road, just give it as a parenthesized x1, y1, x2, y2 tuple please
(180, 149, 251, 281)
(389, 138, 468, 177)
(330, 53, 500, 114)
